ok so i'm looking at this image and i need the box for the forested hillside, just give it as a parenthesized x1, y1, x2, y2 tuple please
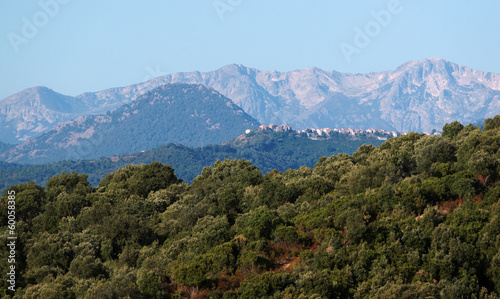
(0, 129, 387, 189)
(0, 116, 499, 298)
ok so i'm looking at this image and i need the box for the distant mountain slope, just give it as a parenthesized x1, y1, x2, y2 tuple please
(0, 127, 393, 189)
(0, 141, 15, 154)
(0, 84, 259, 164)
(0, 161, 21, 172)
(2, 58, 499, 143)
(0, 87, 86, 144)
(0, 86, 128, 144)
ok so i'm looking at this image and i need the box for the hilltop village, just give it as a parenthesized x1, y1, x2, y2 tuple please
(246, 124, 441, 141)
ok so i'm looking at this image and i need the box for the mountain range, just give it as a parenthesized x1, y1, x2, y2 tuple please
(1, 58, 499, 145)
(0, 84, 259, 164)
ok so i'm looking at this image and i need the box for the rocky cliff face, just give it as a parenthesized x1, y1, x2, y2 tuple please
(1, 58, 499, 143)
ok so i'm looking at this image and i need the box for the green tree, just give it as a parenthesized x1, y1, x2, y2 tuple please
(484, 115, 500, 131)
(0, 181, 46, 224)
(442, 121, 465, 140)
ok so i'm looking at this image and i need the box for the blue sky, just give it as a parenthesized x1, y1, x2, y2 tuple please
(1, 0, 499, 99)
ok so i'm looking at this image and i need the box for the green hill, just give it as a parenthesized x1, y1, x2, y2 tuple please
(0, 84, 260, 164)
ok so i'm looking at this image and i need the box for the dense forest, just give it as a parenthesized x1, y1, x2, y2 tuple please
(0, 130, 386, 189)
(0, 116, 499, 298)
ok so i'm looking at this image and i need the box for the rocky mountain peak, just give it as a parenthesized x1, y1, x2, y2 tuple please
(217, 64, 255, 76)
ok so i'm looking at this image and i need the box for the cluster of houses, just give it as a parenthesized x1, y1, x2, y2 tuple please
(423, 131, 443, 137)
(245, 124, 402, 140)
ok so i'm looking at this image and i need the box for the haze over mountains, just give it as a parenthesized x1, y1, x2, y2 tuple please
(1, 58, 499, 145)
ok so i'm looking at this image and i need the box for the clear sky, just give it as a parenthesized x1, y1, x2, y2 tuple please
(1, 0, 499, 99)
